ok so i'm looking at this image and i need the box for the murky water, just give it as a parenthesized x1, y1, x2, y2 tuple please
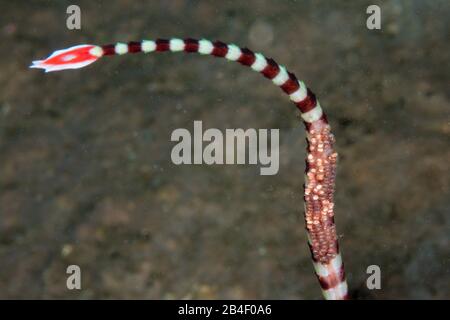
(0, 1, 448, 299)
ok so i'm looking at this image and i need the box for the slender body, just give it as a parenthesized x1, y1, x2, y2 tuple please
(31, 38, 348, 300)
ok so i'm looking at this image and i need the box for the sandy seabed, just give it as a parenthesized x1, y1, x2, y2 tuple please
(0, 1, 448, 299)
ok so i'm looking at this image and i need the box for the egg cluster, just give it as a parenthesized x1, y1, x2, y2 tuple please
(304, 124, 339, 264)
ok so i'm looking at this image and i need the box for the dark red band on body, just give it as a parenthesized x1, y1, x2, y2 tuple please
(212, 41, 228, 57)
(280, 73, 300, 94)
(261, 58, 280, 79)
(296, 88, 317, 113)
(101, 44, 116, 56)
(184, 38, 199, 52)
(128, 41, 142, 53)
(155, 39, 170, 52)
(237, 48, 256, 66)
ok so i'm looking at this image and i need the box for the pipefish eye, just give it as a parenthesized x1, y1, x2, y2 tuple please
(62, 54, 76, 61)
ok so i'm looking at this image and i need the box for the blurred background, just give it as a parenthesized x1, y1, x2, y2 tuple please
(0, 0, 448, 299)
